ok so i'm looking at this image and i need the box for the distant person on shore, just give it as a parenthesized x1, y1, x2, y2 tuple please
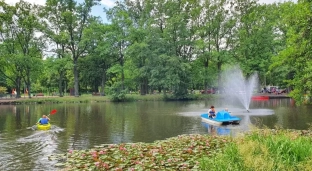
(208, 106, 216, 118)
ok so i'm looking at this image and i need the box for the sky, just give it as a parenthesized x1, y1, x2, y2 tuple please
(4, 0, 296, 23)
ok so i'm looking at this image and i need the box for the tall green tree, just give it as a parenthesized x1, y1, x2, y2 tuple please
(79, 23, 117, 95)
(43, 0, 100, 97)
(0, 0, 23, 97)
(147, 0, 193, 97)
(266, 2, 295, 87)
(0, 0, 42, 98)
(123, 0, 153, 95)
(232, 0, 276, 82)
(105, 1, 132, 92)
(40, 0, 74, 97)
(270, 0, 312, 104)
(191, 0, 236, 91)
(15, 1, 43, 98)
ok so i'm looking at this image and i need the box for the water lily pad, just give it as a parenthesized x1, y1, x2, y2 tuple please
(49, 134, 231, 170)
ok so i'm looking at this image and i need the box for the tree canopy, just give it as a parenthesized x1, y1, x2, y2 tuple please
(0, 0, 310, 104)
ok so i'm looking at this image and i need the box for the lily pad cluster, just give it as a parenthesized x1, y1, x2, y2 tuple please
(50, 134, 231, 170)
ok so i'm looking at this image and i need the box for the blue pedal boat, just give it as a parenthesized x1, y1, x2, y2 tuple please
(201, 110, 241, 126)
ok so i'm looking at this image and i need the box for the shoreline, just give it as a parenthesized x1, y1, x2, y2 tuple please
(0, 93, 291, 105)
(50, 128, 312, 170)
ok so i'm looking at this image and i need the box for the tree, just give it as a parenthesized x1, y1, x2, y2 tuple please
(0, 0, 42, 98)
(43, 0, 100, 97)
(105, 1, 132, 92)
(40, 0, 74, 97)
(266, 2, 295, 87)
(79, 22, 117, 95)
(15, 1, 43, 98)
(270, 0, 312, 104)
(147, 0, 193, 97)
(190, 0, 236, 91)
(123, 0, 153, 95)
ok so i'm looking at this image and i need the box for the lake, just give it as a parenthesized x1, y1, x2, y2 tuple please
(0, 98, 311, 170)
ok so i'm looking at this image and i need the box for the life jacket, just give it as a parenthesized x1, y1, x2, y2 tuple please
(40, 118, 49, 124)
(209, 109, 215, 114)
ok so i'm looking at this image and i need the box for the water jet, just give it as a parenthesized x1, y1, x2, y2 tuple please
(222, 66, 258, 111)
(221, 66, 274, 128)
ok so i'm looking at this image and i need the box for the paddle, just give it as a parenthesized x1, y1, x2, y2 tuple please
(47, 109, 57, 117)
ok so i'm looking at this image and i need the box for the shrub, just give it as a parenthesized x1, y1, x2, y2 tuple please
(108, 82, 128, 102)
(0, 86, 7, 94)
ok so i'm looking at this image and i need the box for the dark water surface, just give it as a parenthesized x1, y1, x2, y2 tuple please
(0, 98, 311, 170)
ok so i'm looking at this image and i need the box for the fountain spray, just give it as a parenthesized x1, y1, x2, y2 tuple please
(222, 66, 258, 111)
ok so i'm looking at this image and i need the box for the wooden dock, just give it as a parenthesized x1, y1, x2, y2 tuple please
(252, 93, 290, 99)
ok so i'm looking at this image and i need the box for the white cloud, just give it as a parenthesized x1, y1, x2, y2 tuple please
(101, 0, 116, 8)
(4, 0, 46, 6)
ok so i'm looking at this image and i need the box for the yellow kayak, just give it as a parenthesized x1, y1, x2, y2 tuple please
(37, 123, 51, 130)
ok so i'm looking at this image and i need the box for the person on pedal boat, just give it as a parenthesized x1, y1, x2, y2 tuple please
(208, 106, 216, 118)
(37, 115, 50, 124)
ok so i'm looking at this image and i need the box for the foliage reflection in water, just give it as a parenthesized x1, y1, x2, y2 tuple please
(0, 99, 311, 170)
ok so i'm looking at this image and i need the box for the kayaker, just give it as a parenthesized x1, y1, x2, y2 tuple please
(208, 106, 216, 118)
(37, 115, 50, 124)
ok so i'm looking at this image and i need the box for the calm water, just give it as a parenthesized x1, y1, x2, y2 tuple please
(0, 98, 311, 170)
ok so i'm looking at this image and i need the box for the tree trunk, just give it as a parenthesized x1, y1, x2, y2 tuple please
(24, 68, 32, 99)
(140, 77, 148, 95)
(119, 42, 125, 90)
(120, 54, 125, 90)
(26, 77, 31, 99)
(204, 58, 209, 94)
(73, 57, 79, 97)
(144, 78, 148, 94)
(100, 71, 106, 96)
(16, 77, 21, 98)
(58, 70, 64, 97)
(140, 83, 145, 95)
(217, 61, 222, 93)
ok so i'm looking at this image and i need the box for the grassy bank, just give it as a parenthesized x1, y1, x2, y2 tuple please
(0, 93, 216, 104)
(202, 129, 312, 171)
(50, 128, 312, 171)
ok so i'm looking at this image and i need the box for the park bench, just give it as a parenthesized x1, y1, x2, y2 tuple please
(36, 93, 44, 97)
(92, 92, 104, 96)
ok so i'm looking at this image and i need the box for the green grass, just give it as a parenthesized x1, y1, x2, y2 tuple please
(200, 129, 312, 171)
(6, 93, 216, 104)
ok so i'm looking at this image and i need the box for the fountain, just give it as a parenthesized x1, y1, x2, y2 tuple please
(199, 66, 274, 135)
(222, 66, 258, 111)
(220, 66, 274, 130)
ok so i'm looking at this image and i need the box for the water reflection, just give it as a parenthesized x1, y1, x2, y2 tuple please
(0, 99, 311, 170)
(251, 98, 296, 108)
(0, 128, 63, 170)
(202, 122, 231, 135)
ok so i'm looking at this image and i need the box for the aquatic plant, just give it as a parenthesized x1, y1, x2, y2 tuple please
(50, 134, 231, 170)
(51, 129, 312, 170)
